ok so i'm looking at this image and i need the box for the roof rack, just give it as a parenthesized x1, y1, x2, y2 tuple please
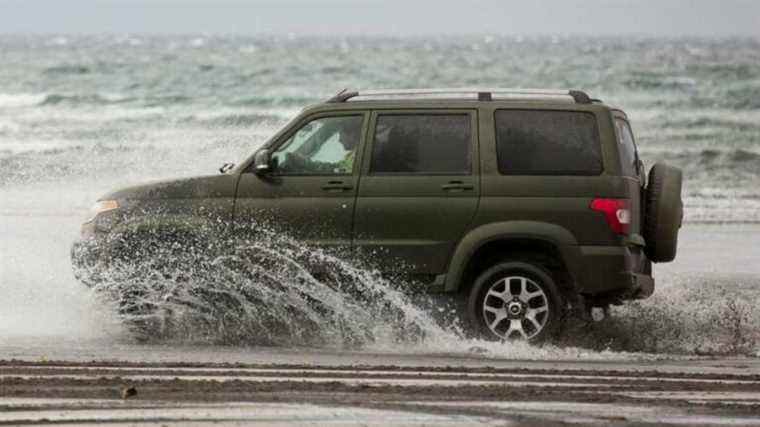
(327, 88, 593, 104)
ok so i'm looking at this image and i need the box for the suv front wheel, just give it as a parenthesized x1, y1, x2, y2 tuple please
(467, 261, 563, 342)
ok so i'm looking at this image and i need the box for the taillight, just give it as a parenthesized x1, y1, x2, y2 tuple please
(590, 198, 631, 235)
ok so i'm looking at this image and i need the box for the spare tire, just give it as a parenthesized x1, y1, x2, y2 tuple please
(643, 163, 683, 263)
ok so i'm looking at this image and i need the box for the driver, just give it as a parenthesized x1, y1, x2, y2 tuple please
(280, 119, 362, 174)
(337, 122, 360, 173)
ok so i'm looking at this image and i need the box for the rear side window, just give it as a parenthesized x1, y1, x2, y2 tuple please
(495, 110, 602, 175)
(615, 118, 638, 177)
(370, 114, 471, 174)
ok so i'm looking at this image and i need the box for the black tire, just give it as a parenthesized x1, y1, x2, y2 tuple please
(643, 163, 683, 263)
(467, 261, 563, 343)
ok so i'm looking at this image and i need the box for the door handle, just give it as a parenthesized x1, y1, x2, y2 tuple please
(441, 181, 474, 191)
(321, 181, 353, 192)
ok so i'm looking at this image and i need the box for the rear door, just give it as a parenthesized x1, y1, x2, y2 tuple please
(479, 108, 617, 245)
(353, 110, 480, 276)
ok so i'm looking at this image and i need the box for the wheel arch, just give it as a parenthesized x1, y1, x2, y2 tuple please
(445, 221, 582, 294)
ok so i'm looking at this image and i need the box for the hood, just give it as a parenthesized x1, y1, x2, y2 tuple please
(100, 174, 238, 201)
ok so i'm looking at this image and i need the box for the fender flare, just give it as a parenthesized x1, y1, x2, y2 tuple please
(444, 221, 583, 292)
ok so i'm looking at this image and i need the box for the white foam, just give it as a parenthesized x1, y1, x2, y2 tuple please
(0, 93, 46, 108)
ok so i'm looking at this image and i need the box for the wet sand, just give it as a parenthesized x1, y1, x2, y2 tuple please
(0, 358, 759, 425)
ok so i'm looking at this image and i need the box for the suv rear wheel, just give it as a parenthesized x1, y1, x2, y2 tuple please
(467, 261, 562, 342)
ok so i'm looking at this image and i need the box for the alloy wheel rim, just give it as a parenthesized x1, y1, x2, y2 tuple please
(482, 275, 549, 340)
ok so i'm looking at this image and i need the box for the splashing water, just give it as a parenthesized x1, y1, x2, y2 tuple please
(559, 276, 760, 356)
(78, 224, 760, 359)
(84, 226, 461, 349)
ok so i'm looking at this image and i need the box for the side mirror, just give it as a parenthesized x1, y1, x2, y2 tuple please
(218, 162, 235, 174)
(254, 149, 273, 175)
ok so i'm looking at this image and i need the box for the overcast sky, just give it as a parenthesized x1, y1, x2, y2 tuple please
(1, 0, 758, 36)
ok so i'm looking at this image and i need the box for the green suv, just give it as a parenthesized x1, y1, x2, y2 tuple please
(72, 88, 683, 342)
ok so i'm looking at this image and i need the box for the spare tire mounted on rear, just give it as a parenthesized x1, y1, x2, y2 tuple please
(643, 163, 683, 263)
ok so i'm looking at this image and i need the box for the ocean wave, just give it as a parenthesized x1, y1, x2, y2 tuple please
(643, 148, 760, 177)
(0, 93, 48, 108)
(722, 87, 760, 109)
(0, 92, 151, 109)
(655, 116, 760, 131)
(43, 64, 91, 75)
(23, 92, 322, 110)
(230, 95, 319, 107)
(38, 93, 133, 106)
(648, 90, 760, 110)
(696, 148, 760, 171)
(0, 92, 304, 111)
(624, 73, 698, 91)
(25, 93, 201, 108)
(689, 148, 760, 166)
(180, 112, 284, 127)
(690, 62, 759, 81)
(683, 197, 760, 224)
(141, 95, 192, 107)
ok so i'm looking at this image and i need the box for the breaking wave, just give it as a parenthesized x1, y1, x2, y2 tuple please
(701, 148, 760, 167)
(38, 93, 131, 106)
(0, 93, 47, 108)
(0, 92, 320, 110)
(179, 112, 284, 127)
(36, 93, 195, 107)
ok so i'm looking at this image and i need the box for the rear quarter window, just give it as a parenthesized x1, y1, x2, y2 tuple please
(614, 118, 638, 178)
(494, 110, 602, 175)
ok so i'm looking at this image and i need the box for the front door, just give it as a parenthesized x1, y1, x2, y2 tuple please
(235, 112, 368, 248)
(353, 110, 480, 276)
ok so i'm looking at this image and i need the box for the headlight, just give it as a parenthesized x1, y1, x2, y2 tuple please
(85, 200, 119, 223)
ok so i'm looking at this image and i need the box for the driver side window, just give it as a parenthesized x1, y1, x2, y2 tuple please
(273, 115, 363, 175)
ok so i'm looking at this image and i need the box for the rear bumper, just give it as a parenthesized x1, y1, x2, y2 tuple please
(574, 244, 654, 300)
(626, 272, 654, 299)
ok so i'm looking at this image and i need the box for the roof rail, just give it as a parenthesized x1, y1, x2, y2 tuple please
(327, 88, 359, 103)
(326, 88, 595, 104)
